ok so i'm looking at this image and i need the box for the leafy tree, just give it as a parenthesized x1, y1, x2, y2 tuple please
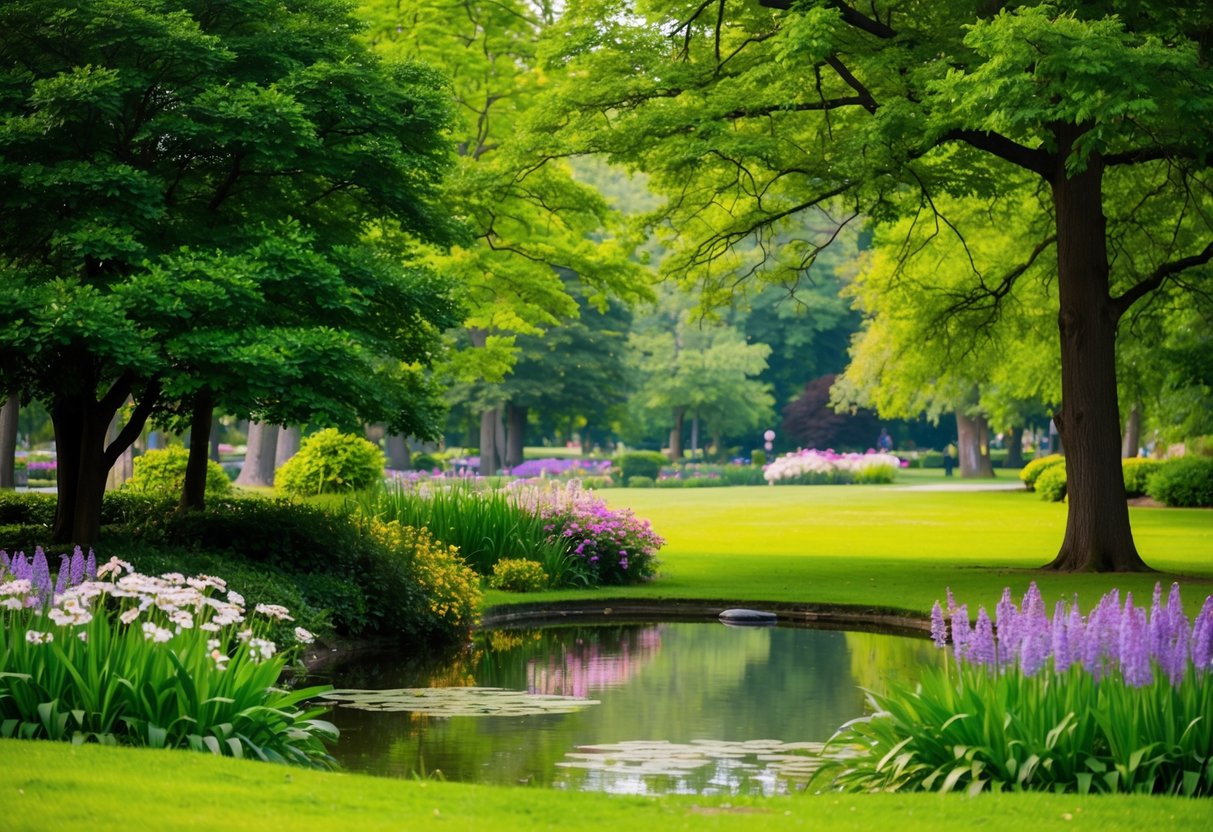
(358, 0, 651, 474)
(0, 0, 459, 542)
(627, 288, 774, 459)
(782, 374, 880, 451)
(540, 0, 1213, 570)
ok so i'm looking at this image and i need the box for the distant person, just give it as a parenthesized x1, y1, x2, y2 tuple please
(878, 429, 893, 453)
(942, 450, 956, 477)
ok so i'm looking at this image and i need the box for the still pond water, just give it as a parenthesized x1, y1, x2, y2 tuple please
(314, 622, 941, 796)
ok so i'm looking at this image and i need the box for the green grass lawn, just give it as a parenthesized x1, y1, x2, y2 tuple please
(483, 484, 1213, 616)
(9, 481, 1213, 829)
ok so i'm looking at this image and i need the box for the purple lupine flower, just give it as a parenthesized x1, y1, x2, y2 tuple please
(1119, 597, 1153, 687)
(951, 604, 972, 663)
(1051, 600, 1072, 673)
(1148, 582, 1166, 661)
(1, 549, 9, 575)
(971, 608, 997, 668)
(85, 549, 96, 580)
(69, 547, 85, 586)
(31, 548, 52, 601)
(930, 600, 948, 648)
(54, 554, 69, 597)
(1082, 591, 1119, 679)
(1065, 599, 1085, 669)
(11, 551, 30, 581)
(995, 587, 1018, 666)
(1019, 604, 1052, 677)
(1159, 583, 1190, 686)
(1191, 596, 1213, 674)
(945, 586, 957, 615)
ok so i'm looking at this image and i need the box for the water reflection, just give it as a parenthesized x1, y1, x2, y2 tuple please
(316, 623, 940, 795)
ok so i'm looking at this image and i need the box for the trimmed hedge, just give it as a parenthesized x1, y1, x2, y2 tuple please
(1146, 457, 1213, 507)
(1035, 464, 1067, 502)
(614, 451, 667, 482)
(275, 429, 385, 496)
(1122, 458, 1165, 498)
(1020, 454, 1065, 491)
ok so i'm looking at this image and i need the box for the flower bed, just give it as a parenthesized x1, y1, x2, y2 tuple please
(763, 450, 901, 485)
(1, 547, 335, 767)
(813, 582, 1213, 795)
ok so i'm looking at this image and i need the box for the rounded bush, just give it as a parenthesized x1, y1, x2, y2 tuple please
(1035, 464, 1067, 502)
(1122, 458, 1164, 498)
(410, 452, 444, 472)
(126, 446, 232, 498)
(1020, 454, 1065, 490)
(275, 429, 385, 496)
(627, 475, 655, 488)
(749, 449, 766, 468)
(1145, 457, 1213, 507)
(487, 558, 549, 592)
(614, 451, 667, 482)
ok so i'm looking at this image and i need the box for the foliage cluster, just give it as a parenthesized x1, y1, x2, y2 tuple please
(126, 446, 232, 499)
(488, 558, 549, 593)
(1145, 457, 1213, 508)
(1122, 459, 1166, 498)
(1019, 455, 1065, 491)
(614, 451, 668, 483)
(275, 430, 386, 497)
(814, 583, 1213, 795)
(653, 463, 767, 488)
(0, 552, 335, 767)
(1035, 465, 1068, 503)
(763, 451, 900, 485)
(363, 521, 480, 634)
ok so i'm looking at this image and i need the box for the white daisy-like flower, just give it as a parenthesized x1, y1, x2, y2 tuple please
(294, 627, 316, 645)
(254, 603, 294, 622)
(2, 597, 24, 611)
(199, 621, 220, 632)
(210, 649, 230, 671)
(0, 579, 32, 596)
(25, 630, 53, 645)
(77, 631, 88, 642)
(120, 607, 141, 625)
(227, 590, 245, 607)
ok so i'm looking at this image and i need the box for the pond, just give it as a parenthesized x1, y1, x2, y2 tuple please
(312, 621, 942, 796)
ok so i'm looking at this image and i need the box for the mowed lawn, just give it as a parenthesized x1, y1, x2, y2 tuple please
(483, 481, 1213, 616)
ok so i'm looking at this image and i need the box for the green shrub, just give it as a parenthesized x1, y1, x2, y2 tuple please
(410, 452, 444, 472)
(578, 475, 614, 490)
(614, 451, 667, 482)
(125, 446, 232, 499)
(275, 429, 385, 496)
(749, 449, 766, 468)
(1020, 454, 1065, 490)
(1035, 463, 1067, 502)
(1122, 457, 1165, 498)
(365, 520, 481, 636)
(627, 475, 655, 488)
(0, 492, 56, 526)
(488, 558, 549, 592)
(1145, 457, 1213, 507)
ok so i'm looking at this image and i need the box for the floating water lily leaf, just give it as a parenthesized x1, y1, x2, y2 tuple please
(316, 687, 600, 717)
(555, 739, 828, 781)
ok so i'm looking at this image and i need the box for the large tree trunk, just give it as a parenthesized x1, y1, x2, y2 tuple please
(1045, 138, 1147, 571)
(1004, 426, 1025, 469)
(0, 394, 17, 489)
(478, 408, 502, 476)
(181, 392, 214, 511)
(51, 375, 157, 544)
(668, 406, 686, 461)
(956, 412, 995, 478)
(235, 420, 278, 487)
(505, 404, 526, 469)
(275, 425, 300, 469)
(1121, 402, 1142, 459)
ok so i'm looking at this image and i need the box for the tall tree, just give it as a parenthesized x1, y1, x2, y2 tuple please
(0, 0, 459, 541)
(360, 1, 650, 474)
(0, 395, 17, 489)
(540, 0, 1213, 570)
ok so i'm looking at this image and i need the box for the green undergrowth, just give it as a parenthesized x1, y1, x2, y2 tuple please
(2, 739, 1209, 832)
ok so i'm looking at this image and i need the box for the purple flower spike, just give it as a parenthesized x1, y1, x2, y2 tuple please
(85, 549, 96, 580)
(31, 549, 51, 600)
(1119, 600, 1153, 687)
(1191, 596, 1213, 674)
(12, 551, 30, 581)
(54, 554, 69, 597)
(995, 587, 1018, 665)
(1051, 600, 1071, 673)
(945, 587, 956, 615)
(70, 547, 84, 586)
(0, 549, 9, 575)
(971, 608, 997, 668)
(951, 604, 972, 663)
(1148, 582, 1166, 660)
(930, 600, 947, 648)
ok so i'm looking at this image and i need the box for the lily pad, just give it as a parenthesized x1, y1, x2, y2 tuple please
(555, 738, 827, 782)
(317, 686, 600, 717)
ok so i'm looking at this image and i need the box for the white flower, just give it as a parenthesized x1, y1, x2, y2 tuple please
(227, 590, 245, 607)
(96, 557, 133, 579)
(294, 627, 315, 645)
(141, 622, 172, 643)
(77, 631, 88, 643)
(254, 603, 294, 622)
(25, 630, 53, 645)
(210, 649, 230, 671)
(120, 607, 140, 625)
(169, 610, 194, 630)
(0, 579, 32, 596)
(236, 628, 253, 642)
(199, 621, 220, 632)
(160, 572, 186, 584)
(207, 639, 221, 651)
(246, 637, 277, 662)
(1, 598, 24, 611)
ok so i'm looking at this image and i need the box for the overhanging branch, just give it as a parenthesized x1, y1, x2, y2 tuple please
(942, 130, 1051, 176)
(1111, 240, 1213, 320)
(758, 0, 896, 40)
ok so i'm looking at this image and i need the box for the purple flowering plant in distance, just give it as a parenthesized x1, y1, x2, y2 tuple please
(816, 582, 1213, 796)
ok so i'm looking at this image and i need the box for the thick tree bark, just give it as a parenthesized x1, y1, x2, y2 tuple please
(235, 420, 278, 487)
(1004, 426, 1025, 469)
(0, 395, 17, 489)
(1121, 402, 1142, 458)
(478, 408, 502, 475)
(275, 425, 300, 469)
(956, 412, 995, 478)
(181, 392, 214, 510)
(668, 406, 686, 461)
(384, 434, 411, 470)
(505, 403, 526, 469)
(1045, 138, 1147, 572)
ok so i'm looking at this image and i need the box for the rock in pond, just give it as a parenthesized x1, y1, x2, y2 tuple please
(718, 608, 778, 626)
